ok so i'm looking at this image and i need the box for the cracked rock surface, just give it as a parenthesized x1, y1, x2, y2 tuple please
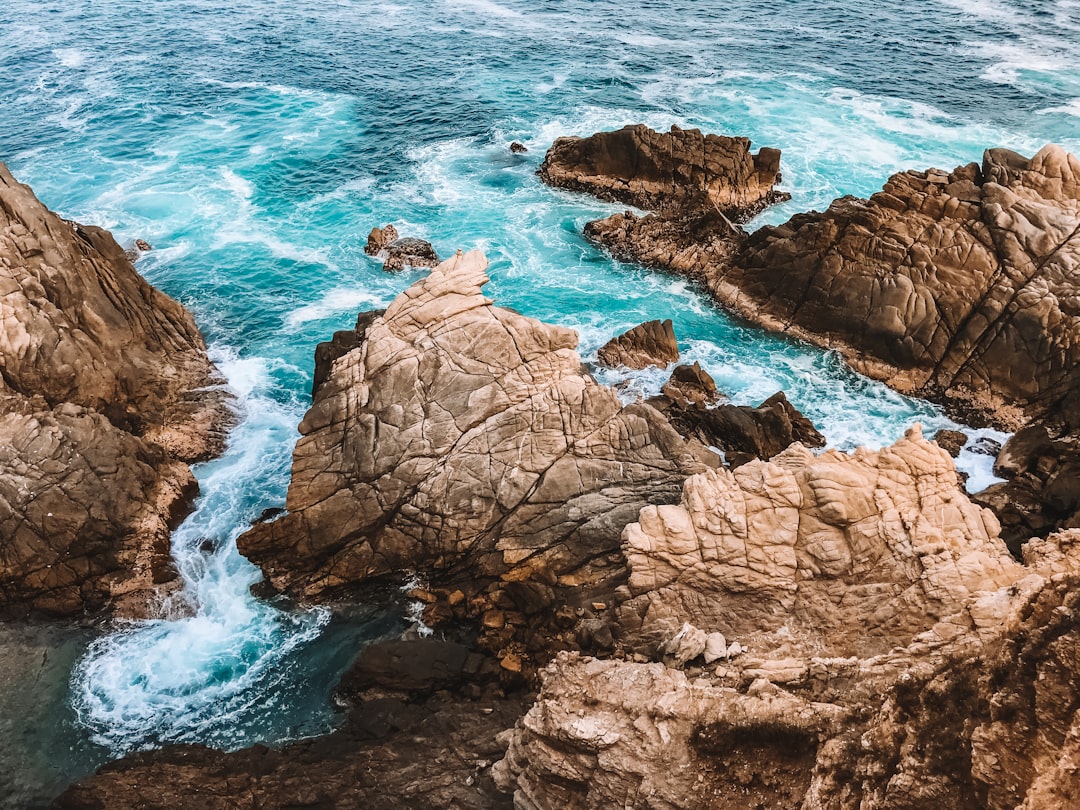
(0, 164, 230, 616)
(238, 249, 710, 605)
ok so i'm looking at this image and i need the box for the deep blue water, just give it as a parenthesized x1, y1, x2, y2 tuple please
(1, 0, 1078, 803)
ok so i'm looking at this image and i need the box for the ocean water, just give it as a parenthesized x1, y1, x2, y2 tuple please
(1, 0, 1077, 802)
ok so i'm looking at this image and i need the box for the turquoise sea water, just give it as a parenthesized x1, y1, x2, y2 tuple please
(1, 0, 1078, 802)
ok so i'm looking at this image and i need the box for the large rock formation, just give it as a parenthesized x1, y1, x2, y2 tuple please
(539, 124, 787, 220)
(238, 250, 710, 617)
(595, 319, 680, 370)
(0, 164, 229, 616)
(494, 427, 1080, 809)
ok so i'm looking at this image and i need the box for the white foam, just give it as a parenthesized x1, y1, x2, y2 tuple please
(285, 288, 393, 329)
(53, 48, 86, 68)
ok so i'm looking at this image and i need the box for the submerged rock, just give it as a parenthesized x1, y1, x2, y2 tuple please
(509, 141, 527, 154)
(0, 164, 230, 617)
(595, 318, 679, 370)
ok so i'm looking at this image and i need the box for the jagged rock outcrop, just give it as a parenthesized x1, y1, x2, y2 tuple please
(652, 386, 826, 466)
(539, 124, 788, 220)
(660, 362, 720, 407)
(617, 426, 1017, 654)
(595, 319, 679, 370)
(311, 309, 384, 397)
(494, 428, 1080, 809)
(238, 250, 710, 617)
(364, 224, 399, 256)
(702, 146, 1080, 429)
(0, 164, 229, 616)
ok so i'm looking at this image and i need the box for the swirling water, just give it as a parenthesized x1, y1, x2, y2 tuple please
(1, 0, 1078, 802)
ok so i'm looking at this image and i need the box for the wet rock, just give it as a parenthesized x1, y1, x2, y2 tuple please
(0, 164, 230, 617)
(596, 319, 680, 370)
(338, 639, 472, 696)
(934, 428, 969, 457)
(382, 237, 439, 272)
(509, 142, 527, 154)
(364, 224, 398, 256)
(654, 389, 825, 465)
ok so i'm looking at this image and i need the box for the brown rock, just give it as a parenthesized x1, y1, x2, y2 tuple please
(539, 124, 788, 220)
(933, 428, 969, 457)
(714, 145, 1080, 428)
(660, 362, 721, 407)
(311, 309, 384, 397)
(382, 237, 439, 272)
(237, 251, 707, 615)
(364, 223, 398, 256)
(0, 164, 230, 617)
(596, 319, 680, 370)
(509, 142, 527, 154)
(654, 389, 825, 464)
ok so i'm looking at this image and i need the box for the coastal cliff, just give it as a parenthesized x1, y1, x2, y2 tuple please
(0, 165, 230, 616)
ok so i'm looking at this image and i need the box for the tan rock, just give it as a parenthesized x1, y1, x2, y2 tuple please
(238, 250, 707, 610)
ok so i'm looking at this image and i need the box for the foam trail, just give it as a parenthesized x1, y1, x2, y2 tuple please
(71, 348, 329, 754)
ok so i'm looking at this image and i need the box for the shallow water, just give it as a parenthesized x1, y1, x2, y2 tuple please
(1, 0, 1077, 800)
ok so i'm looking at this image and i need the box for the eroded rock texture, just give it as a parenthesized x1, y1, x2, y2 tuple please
(495, 429, 1080, 810)
(710, 146, 1080, 428)
(539, 124, 787, 219)
(0, 164, 229, 616)
(617, 426, 1016, 656)
(238, 250, 709, 608)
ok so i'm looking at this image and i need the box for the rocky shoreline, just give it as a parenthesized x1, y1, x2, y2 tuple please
(0, 164, 232, 619)
(4, 128, 1080, 808)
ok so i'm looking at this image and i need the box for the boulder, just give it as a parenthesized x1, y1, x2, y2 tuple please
(0, 164, 230, 616)
(660, 362, 720, 407)
(382, 237, 439, 272)
(933, 428, 969, 457)
(364, 224, 398, 256)
(238, 250, 708, 613)
(539, 124, 788, 220)
(510, 142, 527, 154)
(595, 319, 679, 370)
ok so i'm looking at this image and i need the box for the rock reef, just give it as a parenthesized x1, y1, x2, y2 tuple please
(0, 164, 229, 616)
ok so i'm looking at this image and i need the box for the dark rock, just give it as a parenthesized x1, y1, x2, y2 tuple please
(596, 319, 680, 370)
(510, 142, 527, 154)
(338, 639, 471, 697)
(933, 429, 968, 458)
(311, 309, 385, 398)
(382, 237, 439, 272)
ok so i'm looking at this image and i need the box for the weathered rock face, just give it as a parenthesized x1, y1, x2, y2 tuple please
(0, 164, 229, 616)
(618, 426, 1016, 656)
(595, 318, 679, 370)
(539, 124, 787, 220)
(495, 429, 1080, 809)
(364, 224, 399, 256)
(717, 145, 1080, 428)
(660, 362, 720, 407)
(238, 250, 709, 610)
(311, 309, 384, 397)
